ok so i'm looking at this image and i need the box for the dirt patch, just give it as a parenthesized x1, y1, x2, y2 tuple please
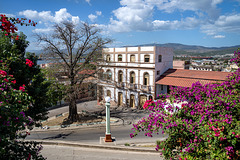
(42, 113, 104, 126)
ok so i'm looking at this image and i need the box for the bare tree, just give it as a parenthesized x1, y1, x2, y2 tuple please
(36, 22, 111, 122)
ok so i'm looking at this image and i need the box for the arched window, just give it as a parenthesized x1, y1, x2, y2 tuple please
(118, 70, 123, 82)
(130, 55, 135, 62)
(107, 90, 111, 97)
(144, 55, 150, 62)
(106, 54, 111, 62)
(158, 55, 162, 62)
(130, 72, 135, 84)
(106, 70, 112, 80)
(118, 54, 122, 62)
(143, 72, 149, 85)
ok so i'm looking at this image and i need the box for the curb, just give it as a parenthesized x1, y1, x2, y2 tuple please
(31, 140, 160, 153)
(33, 115, 123, 132)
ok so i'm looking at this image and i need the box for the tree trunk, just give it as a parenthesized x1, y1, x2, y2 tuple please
(68, 77, 78, 122)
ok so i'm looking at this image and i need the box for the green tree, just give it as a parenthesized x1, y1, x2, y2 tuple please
(0, 14, 45, 159)
(0, 32, 51, 125)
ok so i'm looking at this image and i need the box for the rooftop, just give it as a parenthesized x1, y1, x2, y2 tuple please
(156, 69, 230, 87)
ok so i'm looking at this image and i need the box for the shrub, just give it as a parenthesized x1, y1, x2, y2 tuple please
(131, 49, 240, 160)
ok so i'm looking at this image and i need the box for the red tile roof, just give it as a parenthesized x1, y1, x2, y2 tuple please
(156, 69, 230, 87)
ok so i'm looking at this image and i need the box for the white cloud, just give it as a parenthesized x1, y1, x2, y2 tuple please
(108, 0, 154, 32)
(19, 8, 79, 24)
(54, 8, 71, 23)
(85, 0, 91, 5)
(88, 11, 102, 22)
(88, 14, 97, 22)
(19, 10, 40, 20)
(213, 35, 225, 38)
(19, 8, 80, 33)
(96, 11, 102, 16)
(32, 27, 54, 33)
(201, 13, 240, 36)
(108, 0, 211, 33)
(105, 0, 240, 38)
(153, 0, 222, 19)
(72, 16, 80, 24)
(152, 17, 202, 30)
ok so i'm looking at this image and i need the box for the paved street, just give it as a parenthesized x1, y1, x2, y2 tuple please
(28, 100, 167, 160)
(41, 145, 163, 160)
(27, 124, 166, 145)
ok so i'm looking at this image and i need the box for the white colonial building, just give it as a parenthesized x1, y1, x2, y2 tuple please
(98, 46, 173, 109)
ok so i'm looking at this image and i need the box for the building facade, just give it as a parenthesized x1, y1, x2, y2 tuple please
(98, 46, 173, 109)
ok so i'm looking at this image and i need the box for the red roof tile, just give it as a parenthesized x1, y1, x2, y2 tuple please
(156, 69, 230, 87)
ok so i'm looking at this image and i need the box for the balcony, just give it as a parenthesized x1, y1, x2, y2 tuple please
(141, 85, 152, 93)
(128, 83, 137, 90)
(115, 82, 125, 88)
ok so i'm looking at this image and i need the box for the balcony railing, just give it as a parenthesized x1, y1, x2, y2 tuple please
(141, 85, 152, 92)
(115, 82, 125, 88)
(128, 83, 137, 90)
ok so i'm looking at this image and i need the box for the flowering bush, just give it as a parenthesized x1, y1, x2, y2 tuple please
(0, 14, 45, 159)
(131, 49, 240, 159)
(0, 68, 45, 159)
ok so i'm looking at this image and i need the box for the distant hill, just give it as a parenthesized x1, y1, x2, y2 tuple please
(133, 43, 240, 56)
(28, 43, 240, 57)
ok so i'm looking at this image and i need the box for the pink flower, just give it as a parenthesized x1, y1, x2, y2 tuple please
(232, 132, 235, 135)
(215, 132, 220, 137)
(143, 99, 153, 109)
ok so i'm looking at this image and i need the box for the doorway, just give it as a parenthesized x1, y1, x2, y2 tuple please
(118, 92, 123, 106)
(139, 95, 147, 109)
(130, 94, 135, 108)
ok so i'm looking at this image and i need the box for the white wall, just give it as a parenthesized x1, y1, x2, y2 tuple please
(139, 70, 154, 86)
(127, 53, 138, 63)
(127, 47, 138, 52)
(155, 47, 174, 80)
(115, 68, 126, 82)
(127, 69, 139, 84)
(140, 53, 154, 63)
(115, 54, 126, 63)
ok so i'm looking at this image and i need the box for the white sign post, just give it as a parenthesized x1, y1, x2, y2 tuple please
(104, 96, 112, 142)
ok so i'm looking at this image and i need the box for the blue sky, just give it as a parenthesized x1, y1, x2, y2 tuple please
(1, 0, 240, 50)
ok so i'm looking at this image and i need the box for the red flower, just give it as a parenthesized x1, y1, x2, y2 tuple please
(4, 78, 9, 82)
(0, 70, 7, 77)
(15, 35, 19, 40)
(19, 84, 25, 92)
(25, 59, 34, 67)
(11, 80, 16, 84)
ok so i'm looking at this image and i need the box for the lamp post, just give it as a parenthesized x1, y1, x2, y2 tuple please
(105, 96, 112, 142)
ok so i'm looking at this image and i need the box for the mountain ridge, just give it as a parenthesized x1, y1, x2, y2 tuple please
(28, 43, 240, 56)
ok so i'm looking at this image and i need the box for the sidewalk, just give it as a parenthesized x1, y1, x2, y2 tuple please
(40, 143, 164, 160)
